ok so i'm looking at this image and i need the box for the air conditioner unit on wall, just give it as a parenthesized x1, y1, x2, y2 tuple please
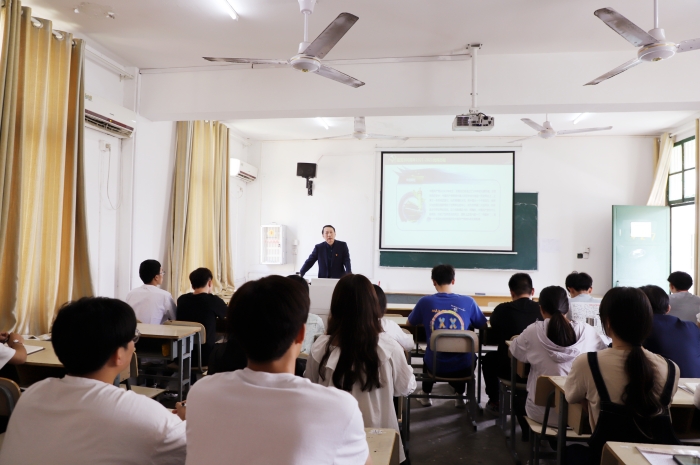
(230, 158, 258, 182)
(84, 93, 136, 139)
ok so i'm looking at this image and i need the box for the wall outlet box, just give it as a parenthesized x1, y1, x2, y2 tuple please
(577, 253, 584, 259)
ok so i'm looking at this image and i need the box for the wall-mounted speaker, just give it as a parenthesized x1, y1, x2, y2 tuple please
(296, 163, 317, 179)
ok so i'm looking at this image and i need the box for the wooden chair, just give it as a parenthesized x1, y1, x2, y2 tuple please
(0, 378, 20, 417)
(499, 336, 528, 431)
(526, 376, 590, 465)
(164, 321, 207, 376)
(120, 353, 165, 399)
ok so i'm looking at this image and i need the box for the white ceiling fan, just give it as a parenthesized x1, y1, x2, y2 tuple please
(203, 0, 364, 87)
(510, 116, 612, 143)
(585, 0, 700, 85)
(315, 117, 408, 140)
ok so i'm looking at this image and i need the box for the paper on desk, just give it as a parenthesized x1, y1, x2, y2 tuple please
(23, 345, 44, 355)
(685, 383, 699, 393)
(637, 446, 700, 465)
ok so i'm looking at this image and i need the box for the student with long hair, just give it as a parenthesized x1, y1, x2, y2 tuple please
(305, 274, 416, 463)
(565, 287, 680, 464)
(510, 286, 607, 425)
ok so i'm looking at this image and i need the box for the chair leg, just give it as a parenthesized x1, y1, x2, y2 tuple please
(467, 380, 477, 431)
(533, 431, 540, 465)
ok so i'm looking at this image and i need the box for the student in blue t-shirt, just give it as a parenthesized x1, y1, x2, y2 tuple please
(408, 264, 487, 407)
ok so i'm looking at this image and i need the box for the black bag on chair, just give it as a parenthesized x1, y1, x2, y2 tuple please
(585, 351, 680, 465)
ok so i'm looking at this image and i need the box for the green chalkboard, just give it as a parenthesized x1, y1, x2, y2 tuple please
(379, 192, 538, 270)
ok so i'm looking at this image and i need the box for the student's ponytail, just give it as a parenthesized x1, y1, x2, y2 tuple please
(599, 287, 662, 418)
(540, 286, 576, 347)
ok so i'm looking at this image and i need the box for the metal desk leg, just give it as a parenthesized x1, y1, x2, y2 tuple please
(508, 354, 520, 464)
(477, 327, 483, 405)
(177, 338, 184, 401)
(556, 390, 568, 465)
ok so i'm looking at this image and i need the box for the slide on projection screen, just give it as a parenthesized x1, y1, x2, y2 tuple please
(380, 151, 515, 252)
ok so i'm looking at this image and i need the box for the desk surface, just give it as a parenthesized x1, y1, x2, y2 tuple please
(384, 315, 408, 326)
(137, 323, 200, 339)
(24, 340, 62, 368)
(601, 442, 700, 465)
(365, 428, 399, 465)
(386, 303, 414, 311)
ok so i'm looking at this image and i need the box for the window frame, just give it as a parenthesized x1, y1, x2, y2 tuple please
(667, 136, 696, 206)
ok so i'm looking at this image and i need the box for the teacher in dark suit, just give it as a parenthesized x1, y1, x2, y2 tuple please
(299, 225, 351, 279)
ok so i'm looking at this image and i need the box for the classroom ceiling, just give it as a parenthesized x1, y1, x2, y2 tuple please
(227, 111, 699, 141)
(22, 0, 700, 69)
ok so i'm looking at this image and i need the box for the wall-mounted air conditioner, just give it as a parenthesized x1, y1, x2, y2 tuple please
(84, 93, 136, 139)
(230, 158, 258, 182)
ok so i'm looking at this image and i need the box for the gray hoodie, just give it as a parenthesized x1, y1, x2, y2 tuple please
(510, 319, 608, 424)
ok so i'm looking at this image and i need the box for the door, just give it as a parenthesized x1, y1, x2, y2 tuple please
(612, 205, 670, 288)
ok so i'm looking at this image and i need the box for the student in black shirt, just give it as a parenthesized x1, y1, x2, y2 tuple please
(176, 268, 227, 366)
(482, 273, 541, 415)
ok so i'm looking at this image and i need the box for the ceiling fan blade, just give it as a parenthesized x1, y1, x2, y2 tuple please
(313, 134, 354, 140)
(509, 136, 538, 143)
(521, 118, 546, 132)
(354, 117, 366, 133)
(678, 38, 700, 53)
(556, 126, 613, 135)
(584, 58, 642, 85)
(314, 65, 365, 88)
(303, 13, 359, 59)
(594, 8, 657, 47)
(203, 57, 289, 65)
(365, 133, 409, 140)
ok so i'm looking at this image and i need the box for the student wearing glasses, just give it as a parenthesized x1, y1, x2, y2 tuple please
(125, 259, 177, 325)
(0, 297, 187, 465)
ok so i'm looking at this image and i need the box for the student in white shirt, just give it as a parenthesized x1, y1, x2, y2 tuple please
(565, 271, 601, 308)
(185, 275, 371, 465)
(510, 286, 607, 425)
(125, 259, 177, 325)
(287, 275, 325, 355)
(373, 285, 414, 351)
(0, 297, 187, 465)
(667, 271, 700, 322)
(306, 274, 416, 463)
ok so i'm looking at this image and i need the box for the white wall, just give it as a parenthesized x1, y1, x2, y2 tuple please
(242, 136, 654, 296)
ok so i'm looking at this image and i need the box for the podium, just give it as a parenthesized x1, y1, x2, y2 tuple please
(309, 278, 339, 326)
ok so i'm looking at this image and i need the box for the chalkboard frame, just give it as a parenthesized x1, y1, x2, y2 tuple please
(379, 192, 538, 270)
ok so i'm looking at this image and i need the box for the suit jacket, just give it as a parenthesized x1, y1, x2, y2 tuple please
(299, 240, 351, 279)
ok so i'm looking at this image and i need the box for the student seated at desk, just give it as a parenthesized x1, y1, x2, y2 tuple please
(482, 272, 541, 413)
(565, 287, 680, 465)
(667, 271, 700, 322)
(177, 267, 228, 366)
(408, 264, 486, 408)
(641, 285, 700, 377)
(374, 284, 414, 351)
(510, 286, 607, 425)
(0, 297, 187, 465)
(0, 331, 27, 382)
(125, 259, 177, 325)
(565, 271, 601, 310)
(306, 274, 415, 463)
(185, 276, 371, 465)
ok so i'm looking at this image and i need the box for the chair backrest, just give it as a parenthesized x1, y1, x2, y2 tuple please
(534, 376, 556, 407)
(430, 330, 479, 354)
(165, 320, 207, 344)
(0, 378, 21, 417)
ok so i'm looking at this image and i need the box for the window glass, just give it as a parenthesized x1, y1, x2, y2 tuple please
(671, 204, 695, 290)
(669, 173, 683, 201)
(685, 169, 696, 199)
(685, 140, 696, 170)
(671, 145, 684, 173)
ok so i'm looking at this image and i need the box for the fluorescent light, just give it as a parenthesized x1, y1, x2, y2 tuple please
(224, 0, 238, 20)
(573, 113, 588, 125)
(316, 117, 329, 130)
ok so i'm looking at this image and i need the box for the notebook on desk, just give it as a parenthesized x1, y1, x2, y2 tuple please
(23, 345, 44, 355)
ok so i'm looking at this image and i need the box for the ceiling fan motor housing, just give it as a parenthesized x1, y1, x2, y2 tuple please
(637, 42, 677, 62)
(291, 55, 321, 72)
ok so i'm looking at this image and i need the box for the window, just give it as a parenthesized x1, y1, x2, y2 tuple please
(669, 137, 696, 289)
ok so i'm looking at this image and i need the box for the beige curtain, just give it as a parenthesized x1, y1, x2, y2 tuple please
(0, 1, 93, 334)
(167, 121, 234, 298)
(647, 133, 674, 206)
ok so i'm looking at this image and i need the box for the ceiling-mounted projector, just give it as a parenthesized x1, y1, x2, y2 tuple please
(453, 44, 494, 132)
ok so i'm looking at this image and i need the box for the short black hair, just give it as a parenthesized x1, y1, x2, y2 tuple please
(321, 225, 335, 234)
(668, 271, 693, 291)
(189, 267, 213, 289)
(373, 284, 387, 316)
(228, 276, 309, 363)
(139, 259, 161, 284)
(52, 297, 137, 376)
(286, 275, 310, 295)
(509, 273, 533, 296)
(431, 264, 455, 286)
(565, 271, 594, 292)
(639, 285, 670, 315)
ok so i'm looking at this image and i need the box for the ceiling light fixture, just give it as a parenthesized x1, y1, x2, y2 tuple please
(223, 0, 239, 20)
(316, 117, 329, 130)
(573, 113, 589, 125)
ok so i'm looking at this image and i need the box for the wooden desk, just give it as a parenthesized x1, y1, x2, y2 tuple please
(16, 341, 66, 387)
(23, 341, 60, 367)
(365, 428, 399, 465)
(136, 323, 201, 402)
(601, 442, 700, 465)
(384, 315, 408, 326)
